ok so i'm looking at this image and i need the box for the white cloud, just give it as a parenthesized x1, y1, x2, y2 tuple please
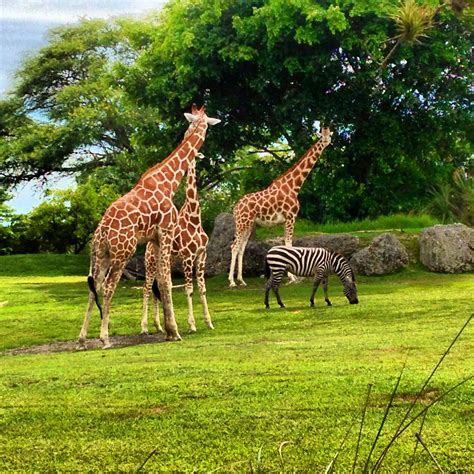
(0, 0, 166, 23)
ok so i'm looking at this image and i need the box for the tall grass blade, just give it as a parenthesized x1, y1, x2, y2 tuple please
(352, 383, 373, 473)
(373, 375, 473, 472)
(415, 433, 444, 473)
(136, 446, 159, 472)
(363, 362, 406, 473)
(373, 314, 472, 470)
(408, 409, 428, 473)
(278, 441, 291, 470)
(325, 417, 358, 474)
(256, 445, 264, 473)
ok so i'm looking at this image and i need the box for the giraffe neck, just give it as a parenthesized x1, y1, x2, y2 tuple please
(138, 120, 208, 197)
(274, 139, 328, 193)
(181, 157, 200, 216)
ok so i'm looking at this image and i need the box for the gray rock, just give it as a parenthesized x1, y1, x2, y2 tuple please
(350, 233, 409, 276)
(205, 213, 235, 276)
(205, 212, 268, 276)
(123, 253, 184, 280)
(419, 224, 474, 273)
(267, 233, 359, 259)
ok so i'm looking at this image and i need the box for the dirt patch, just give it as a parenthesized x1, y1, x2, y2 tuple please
(395, 388, 440, 404)
(4, 333, 166, 356)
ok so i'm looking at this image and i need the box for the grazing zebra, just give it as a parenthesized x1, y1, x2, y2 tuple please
(264, 246, 358, 308)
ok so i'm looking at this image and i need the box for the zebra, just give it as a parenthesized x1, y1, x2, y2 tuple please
(264, 245, 359, 308)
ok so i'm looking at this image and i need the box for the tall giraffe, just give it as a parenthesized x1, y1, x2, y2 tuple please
(78, 105, 220, 349)
(142, 153, 214, 334)
(228, 127, 332, 288)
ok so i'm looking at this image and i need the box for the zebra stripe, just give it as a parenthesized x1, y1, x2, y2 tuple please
(264, 246, 358, 308)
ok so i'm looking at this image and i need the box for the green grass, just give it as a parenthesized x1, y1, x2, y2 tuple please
(256, 213, 440, 239)
(0, 254, 473, 472)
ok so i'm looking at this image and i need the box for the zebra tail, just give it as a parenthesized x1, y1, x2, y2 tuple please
(152, 279, 162, 301)
(87, 276, 103, 320)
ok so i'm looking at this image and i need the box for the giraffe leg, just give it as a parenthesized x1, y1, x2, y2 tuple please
(152, 292, 163, 334)
(228, 235, 240, 288)
(141, 244, 156, 335)
(77, 293, 95, 350)
(99, 262, 126, 349)
(196, 249, 214, 329)
(78, 255, 108, 349)
(182, 258, 197, 333)
(236, 228, 252, 287)
(156, 233, 181, 341)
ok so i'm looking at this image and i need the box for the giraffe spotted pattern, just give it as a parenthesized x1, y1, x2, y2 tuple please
(229, 127, 333, 287)
(78, 105, 220, 349)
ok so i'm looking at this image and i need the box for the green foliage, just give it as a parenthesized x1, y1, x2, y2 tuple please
(0, 188, 16, 254)
(134, 0, 473, 221)
(0, 0, 471, 226)
(0, 254, 472, 471)
(424, 174, 474, 225)
(3, 181, 119, 254)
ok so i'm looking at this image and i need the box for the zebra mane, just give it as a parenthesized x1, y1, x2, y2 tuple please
(329, 250, 356, 282)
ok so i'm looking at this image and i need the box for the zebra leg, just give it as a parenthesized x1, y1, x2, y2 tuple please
(309, 276, 322, 307)
(284, 216, 298, 284)
(273, 284, 285, 308)
(322, 278, 332, 306)
(265, 271, 285, 308)
(264, 279, 272, 309)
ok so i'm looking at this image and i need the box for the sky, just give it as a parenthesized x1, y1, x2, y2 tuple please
(1, 0, 167, 213)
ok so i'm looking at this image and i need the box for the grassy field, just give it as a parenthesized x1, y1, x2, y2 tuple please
(0, 254, 473, 472)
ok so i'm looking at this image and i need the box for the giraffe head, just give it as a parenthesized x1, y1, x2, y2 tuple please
(320, 127, 332, 147)
(184, 105, 221, 138)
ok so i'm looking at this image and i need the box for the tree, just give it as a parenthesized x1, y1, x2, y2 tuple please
(0, 18, 167, 192)
(10, 181, 119, 254)
(138, 0, 470, 220)
(0, 188, 17, 254)
(0, 1, 471, 223)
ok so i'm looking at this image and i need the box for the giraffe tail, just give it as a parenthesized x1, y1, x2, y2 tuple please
(87, 276, 103, 319)
(152, 279, 162, 301)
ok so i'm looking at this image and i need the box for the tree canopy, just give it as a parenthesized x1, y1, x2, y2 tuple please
(0, 0, 471, 223)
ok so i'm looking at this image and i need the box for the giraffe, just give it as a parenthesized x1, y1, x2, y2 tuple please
(228, 127, 332, 288)
(78, 105, 220, 349)
(141, 153, 214, 334)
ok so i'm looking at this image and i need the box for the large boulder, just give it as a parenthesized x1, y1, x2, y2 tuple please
(205, 212, 268, 276)
(123, 253, 185, 280)
(266, 233, 359, 258)
(419, 224, 474, 273)
(205, 213, 235, 276)
(350, 233, 409, 276)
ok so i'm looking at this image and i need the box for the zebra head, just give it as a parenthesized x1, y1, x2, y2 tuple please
(343, 275, 358, 305)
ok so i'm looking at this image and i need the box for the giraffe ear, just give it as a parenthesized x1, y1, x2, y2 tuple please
(184, 112, 198, 123)
(206, 117, 221, 126)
